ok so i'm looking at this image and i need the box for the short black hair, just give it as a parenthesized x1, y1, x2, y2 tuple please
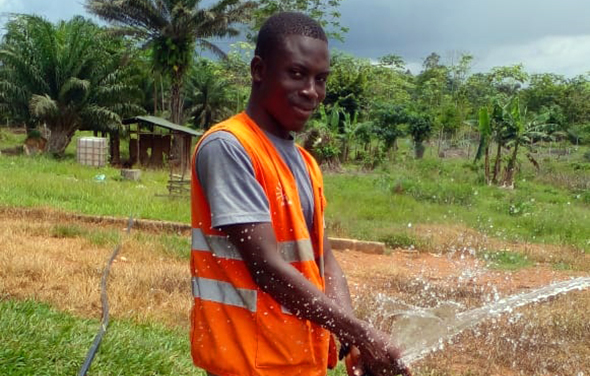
(255, 12, 328, 60)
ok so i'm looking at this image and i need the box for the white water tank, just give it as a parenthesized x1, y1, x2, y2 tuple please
(77, 137, 108, 167)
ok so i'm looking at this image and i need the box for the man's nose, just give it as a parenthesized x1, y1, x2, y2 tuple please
(300, 79, 319, 101)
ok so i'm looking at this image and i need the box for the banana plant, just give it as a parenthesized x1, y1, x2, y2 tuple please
(474, 107, 492, 184)
(502, 97, 549, 187)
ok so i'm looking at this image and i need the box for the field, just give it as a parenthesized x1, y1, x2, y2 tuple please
(1, 128, 589, 375)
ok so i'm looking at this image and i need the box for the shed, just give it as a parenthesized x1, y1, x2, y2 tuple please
(121, 116, 203, 196)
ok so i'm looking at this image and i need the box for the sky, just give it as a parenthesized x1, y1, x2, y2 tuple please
(1, 0, 589, 77)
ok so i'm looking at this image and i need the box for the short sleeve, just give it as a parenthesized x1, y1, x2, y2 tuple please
(196, 131, 271, 228)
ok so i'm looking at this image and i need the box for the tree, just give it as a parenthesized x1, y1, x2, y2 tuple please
(248, 0, 348, 41)
(0, 15, 143, 155)
(184, 59, 234, 129)
(367, 57, 414, 109)
(488, 64, 529, 97)
(474, 107, 492, 184)
(325, 51, 370, 118)
(378, 54, 406, 70)
(86, 0, 254, 126)
(372, 103, 407, 158)
(501, 97, 548, 187)
(407, 111, 434, 159)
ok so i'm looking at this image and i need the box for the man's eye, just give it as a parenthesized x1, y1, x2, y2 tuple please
(291, 70, 303, 79)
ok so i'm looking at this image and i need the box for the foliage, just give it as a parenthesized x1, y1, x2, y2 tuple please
(0, 15, 143, 155)
(248, 0, 348, 41)
(86, 0, 254, 124)
(184, 59, 234, 129)
(372, 103, 407, 152)
(407, 112, 434, 144)
(325, 51, 370, 117)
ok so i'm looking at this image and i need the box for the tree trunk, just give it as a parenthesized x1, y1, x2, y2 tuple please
(503, 142, 519, 188)
(109, 129, 120, 166)
(492, 142, 502, 185)
(484, 146, 490, 185)
(414, 142, 426, 159)
(170, 70, 184, 125)
(169, 71, 186, 172)
(46, 123, 77, 156)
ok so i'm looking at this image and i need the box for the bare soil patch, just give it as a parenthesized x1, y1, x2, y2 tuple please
(1, 213, 588, 376)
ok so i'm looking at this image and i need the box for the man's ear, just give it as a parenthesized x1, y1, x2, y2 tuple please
(250, 56, 265, 83)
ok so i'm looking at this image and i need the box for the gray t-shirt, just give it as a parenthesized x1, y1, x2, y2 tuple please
(196, 130, 314, 231)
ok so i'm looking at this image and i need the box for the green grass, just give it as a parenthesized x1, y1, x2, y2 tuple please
(478, 250, 534, 270)
(0, 128, 26, 149)
(0, 298, 347, 376)
(1, 134, 589, 252)
(324, 153, 590, 252)
(0, 154, 191, 222)
(51, 224, 122, 247)
(0, 299, 204, 376)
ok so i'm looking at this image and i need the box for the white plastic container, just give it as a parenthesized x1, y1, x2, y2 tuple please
(77, 137, 108, 167)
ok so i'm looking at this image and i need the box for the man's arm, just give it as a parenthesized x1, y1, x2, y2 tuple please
(323, 232, 353, 313)
(222, 223, 411, 376)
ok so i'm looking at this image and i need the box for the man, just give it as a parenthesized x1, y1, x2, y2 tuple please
(190, 12, 411, 376)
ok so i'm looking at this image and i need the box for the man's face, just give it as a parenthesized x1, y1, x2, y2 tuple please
(257, 35, 330, 134)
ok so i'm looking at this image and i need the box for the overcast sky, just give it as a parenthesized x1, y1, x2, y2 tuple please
(1, 0, 589, 77)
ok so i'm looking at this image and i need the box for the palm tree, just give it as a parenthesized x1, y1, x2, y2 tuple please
(0, 15, 143, 155)
(184, 59, 234, 129)
(86, 0, 254, 126)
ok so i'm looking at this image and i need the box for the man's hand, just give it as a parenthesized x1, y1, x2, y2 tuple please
(353, 326, 412, 376)
(344, 346, 366, 376)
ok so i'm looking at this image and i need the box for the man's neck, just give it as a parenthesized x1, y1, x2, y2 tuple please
(246, 99, 291, 140)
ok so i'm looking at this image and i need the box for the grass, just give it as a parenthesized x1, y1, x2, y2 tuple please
(478, 250, 534, 270)
(51, 223, 122, 247)
(324, 150, 590, 253)
(0, 127, 26, 149)
(0, 299, 349, 376)
(0, 299, 205, 376)
(1, 210, 587, 376)
(0, 154, 190, 222)
(1, 130, 589, 253)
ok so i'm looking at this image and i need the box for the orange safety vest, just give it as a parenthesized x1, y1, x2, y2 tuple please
(190, 112, 333, 376)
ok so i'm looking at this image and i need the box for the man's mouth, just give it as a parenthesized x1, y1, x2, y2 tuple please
(292, 104, 315, 117)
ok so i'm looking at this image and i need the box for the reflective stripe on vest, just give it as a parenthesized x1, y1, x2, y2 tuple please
(192, 276, 258, 312)
(192, 228, 315, 263)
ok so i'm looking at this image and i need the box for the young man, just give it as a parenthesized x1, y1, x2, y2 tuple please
(190, 12, 411, 376)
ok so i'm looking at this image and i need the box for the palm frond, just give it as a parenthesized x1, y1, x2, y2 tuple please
(196, 38, 227, 58)
(59, 77, 91, 104)
(29, 94, 59, 118)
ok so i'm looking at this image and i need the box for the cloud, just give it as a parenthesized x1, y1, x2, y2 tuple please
(478, 35, 590, 77)
(0, 0, 24, 13)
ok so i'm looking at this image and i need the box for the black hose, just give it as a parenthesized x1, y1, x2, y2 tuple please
(78, 216, 134, 376)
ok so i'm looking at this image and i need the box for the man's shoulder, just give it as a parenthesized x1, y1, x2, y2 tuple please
(209, 112, 249, 133)
(199, 113, 247, 149)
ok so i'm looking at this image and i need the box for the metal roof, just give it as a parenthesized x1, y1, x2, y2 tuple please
(122, 115, 203, 137)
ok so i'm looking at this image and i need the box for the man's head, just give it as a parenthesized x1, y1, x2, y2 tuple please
(249, 12, 330, 137)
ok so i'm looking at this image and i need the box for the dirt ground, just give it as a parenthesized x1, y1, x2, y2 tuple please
(1, 210, 588, 376)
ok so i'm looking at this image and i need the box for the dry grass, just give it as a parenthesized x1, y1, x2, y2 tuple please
(0, 216, 192, 329)
(2, 213, 588, 376)
(412, 224, 590, 270)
